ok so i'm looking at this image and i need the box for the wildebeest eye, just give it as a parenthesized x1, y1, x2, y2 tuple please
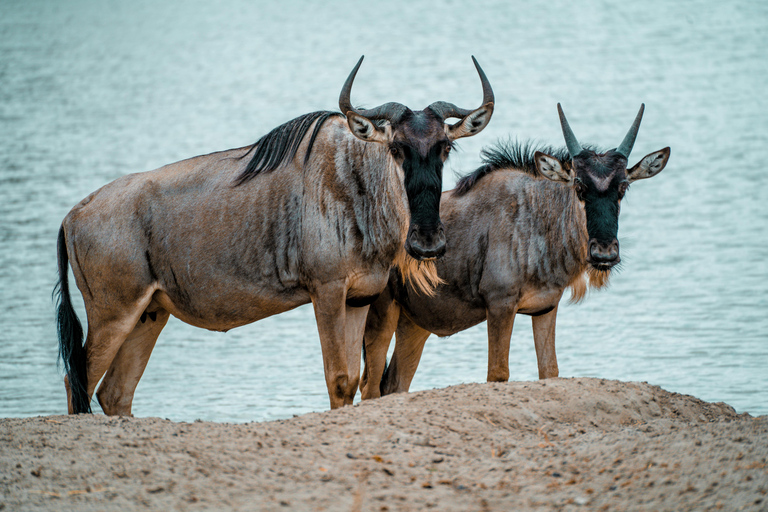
(389, 145, 401, 157)
(618, 181, 629, 199)
(444, 145, 452, 155)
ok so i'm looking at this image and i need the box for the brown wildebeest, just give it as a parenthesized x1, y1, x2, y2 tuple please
(360, 103, 670, 398)
(54, 56, 495, 415)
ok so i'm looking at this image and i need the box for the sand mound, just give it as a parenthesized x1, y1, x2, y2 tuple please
(1, 378, 765, 511)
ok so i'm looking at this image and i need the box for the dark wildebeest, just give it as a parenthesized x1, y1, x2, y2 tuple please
(54, 56, 495, 415)
(360, 103, 670, 398)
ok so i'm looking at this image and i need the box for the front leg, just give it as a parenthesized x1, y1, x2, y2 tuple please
(486, 301, 518, 382)
(311, 280, 361, 409)
(380, 313, 431, 396)
(531, 304, 559, 379)
(360, 290, 400, 400)
(344, 303, 369, 402)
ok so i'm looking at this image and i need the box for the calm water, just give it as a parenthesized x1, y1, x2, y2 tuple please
(1, 0, 766, 422)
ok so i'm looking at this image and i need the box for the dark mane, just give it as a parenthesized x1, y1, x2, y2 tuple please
(235, 110, 342, 185)
(453, 139, 601, 196)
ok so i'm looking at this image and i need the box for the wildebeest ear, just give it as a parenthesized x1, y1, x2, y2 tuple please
(534, 151, 572, 183)
(346, 112, 391, 143)
(445, 103, 494, 140)
(627, 147, 670, 182)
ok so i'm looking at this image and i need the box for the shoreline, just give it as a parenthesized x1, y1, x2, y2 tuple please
(2, 378, 766, 511)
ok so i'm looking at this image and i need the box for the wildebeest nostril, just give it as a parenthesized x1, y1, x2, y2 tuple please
(429, 237, 447, 258)
(589, 240, 620, 263)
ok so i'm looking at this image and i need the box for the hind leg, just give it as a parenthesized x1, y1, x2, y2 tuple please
(66, 319, 139, 414)
(66, 290, 156, 414)
(97, 307, 170, 416)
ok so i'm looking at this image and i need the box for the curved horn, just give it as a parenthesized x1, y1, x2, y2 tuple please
(428, 56, 495, 121)
(339, 55, 364, 117)
(473, 55, 495, 107)
(557, 103, 584, 158)
(616, 104, 645, 158)
(339, 56, 409, 123)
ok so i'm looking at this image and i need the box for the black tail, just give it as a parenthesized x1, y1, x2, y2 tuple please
(53, 226, 91, 413)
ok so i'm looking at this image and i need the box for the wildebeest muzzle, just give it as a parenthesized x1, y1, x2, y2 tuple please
(405, 223, 447, 260)
(587, 238, 620, 269)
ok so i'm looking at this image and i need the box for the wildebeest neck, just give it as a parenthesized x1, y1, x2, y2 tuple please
(235, 111, 342, 186)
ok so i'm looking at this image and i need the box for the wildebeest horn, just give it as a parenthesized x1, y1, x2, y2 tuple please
(557, 103, 584, 158)
(427, 56, 495, 121)
(339, 55, 364, 117)
(339, 56, 409, 123)
(616, 104, 645, 158)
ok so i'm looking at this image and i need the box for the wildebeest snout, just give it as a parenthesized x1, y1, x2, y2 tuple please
(588, 239, 620, 268)
(405, 223, 446, 260)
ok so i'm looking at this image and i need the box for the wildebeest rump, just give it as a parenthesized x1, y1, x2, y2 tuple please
(54, 56, 495, 415)
(360, 104, 670, 398)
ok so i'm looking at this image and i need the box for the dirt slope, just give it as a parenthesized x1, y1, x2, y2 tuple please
(1, 378, 766, 511)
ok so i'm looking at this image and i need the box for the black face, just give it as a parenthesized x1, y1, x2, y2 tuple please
(571, 149, 630, 269)
(390, 110, 451, 260)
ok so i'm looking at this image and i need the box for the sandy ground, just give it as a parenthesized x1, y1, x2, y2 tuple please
(1, 378, 766, 511)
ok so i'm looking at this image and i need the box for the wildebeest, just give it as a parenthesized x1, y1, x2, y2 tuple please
(360, 104, 670, 398)
(54, 56, 495, 415)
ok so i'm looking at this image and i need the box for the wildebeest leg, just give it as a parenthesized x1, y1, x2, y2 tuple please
(312, 281, 359, 409)
(486, 303, 518, 382)
(380, 314, 430, 396)
(66, 290, 157, 414)
(96, 308, 170, 416)
(67, 320, 128, 414)
(532, 304, 559, 379)
(344, 303, 369, 404)
(360, 292, 400, 400)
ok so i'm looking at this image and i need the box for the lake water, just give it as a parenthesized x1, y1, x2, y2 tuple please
(1, 0, 766, 423)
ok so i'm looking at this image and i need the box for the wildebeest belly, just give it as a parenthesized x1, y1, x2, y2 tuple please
(153, 285, 311, 332)
(515, 288, 563, 316)
(399, 292, 488, 337)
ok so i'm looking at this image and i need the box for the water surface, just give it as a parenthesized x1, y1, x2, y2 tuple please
(1, 0, 766, 422)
